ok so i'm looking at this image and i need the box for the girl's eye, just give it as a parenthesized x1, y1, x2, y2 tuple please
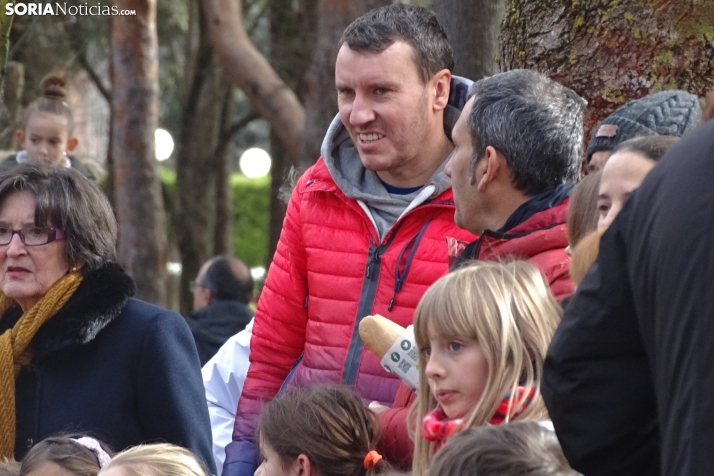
(449, 342, 463, 351)
(421, 347, 431, 357)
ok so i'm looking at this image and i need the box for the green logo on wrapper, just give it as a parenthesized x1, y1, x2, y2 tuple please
(401, 339, 411, 351)
(391, 352, 400, 362)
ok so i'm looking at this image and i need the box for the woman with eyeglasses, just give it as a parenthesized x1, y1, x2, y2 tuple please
(0, 163, 215, 474)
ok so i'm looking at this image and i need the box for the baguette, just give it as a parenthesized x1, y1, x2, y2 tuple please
(359, 314, 406, 360)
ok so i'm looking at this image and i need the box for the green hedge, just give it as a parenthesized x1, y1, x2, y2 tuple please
(159, 167, 271, 268)
(231, 174, 271, 267)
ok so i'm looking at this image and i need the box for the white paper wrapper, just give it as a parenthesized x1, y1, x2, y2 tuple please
(379, 325, 420, 390)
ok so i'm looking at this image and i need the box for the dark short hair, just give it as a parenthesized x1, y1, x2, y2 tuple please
(201, 256, 253, 304)
(0, 163, 117, 271)
(339, 4, 454, 83)
(611, 134, 679, 163)
(468, 70, 586, 196)
(430, 422, 580, 476)
(20, 435, 114, 476)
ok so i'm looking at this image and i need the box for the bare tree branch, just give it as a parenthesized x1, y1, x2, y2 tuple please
(63, 18, 111, 101)
(214, 110, 260, 159)
(202, 0, 305, 162)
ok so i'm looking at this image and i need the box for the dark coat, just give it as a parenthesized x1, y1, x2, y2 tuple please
(0, 154, 96, 181)
(187, 300, 253, 366)
(0, 263, 216, 474)
(543, 119, 714, 476)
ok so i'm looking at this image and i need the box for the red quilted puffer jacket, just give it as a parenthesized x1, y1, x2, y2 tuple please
(230, 158, 475, 458)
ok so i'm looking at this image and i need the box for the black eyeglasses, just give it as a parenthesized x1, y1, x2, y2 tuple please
(0, 227, 66, 246)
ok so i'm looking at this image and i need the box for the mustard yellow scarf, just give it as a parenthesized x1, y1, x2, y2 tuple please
(0, 271, 83, 458)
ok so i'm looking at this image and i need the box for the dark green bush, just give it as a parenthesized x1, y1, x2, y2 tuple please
(231, 174, 271, 267)
(160, 167, 271, 268)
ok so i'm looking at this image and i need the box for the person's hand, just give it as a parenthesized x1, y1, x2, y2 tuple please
(369, 401, 389, 414)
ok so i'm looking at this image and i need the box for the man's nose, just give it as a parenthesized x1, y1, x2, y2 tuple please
(349, 93, 376, 126)
(444, 157, 453, 178)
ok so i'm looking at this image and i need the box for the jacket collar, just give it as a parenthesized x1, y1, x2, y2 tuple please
(0, 262, 135, 358)
(498, 184, 574, 234)
(453, 185, 571, 268)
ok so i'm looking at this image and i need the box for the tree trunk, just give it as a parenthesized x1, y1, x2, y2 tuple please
(175, 0, 231, 315)
(0, 0, 14, 109)
(297, 0, 393, 167)
(501, 0, 714, 133)
(263, 0, 314, 261)
(431, 0, 505, 81)
(203, 0, 305, 163)
(111, 0, 167, 305)
(213, 87, 234, 257)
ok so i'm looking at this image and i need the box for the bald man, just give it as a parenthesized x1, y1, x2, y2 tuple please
(187, 256, 254, 365)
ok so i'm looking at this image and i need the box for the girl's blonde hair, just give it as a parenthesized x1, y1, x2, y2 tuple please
(409, 261, 562, 476)
(98, 444, 208, 476)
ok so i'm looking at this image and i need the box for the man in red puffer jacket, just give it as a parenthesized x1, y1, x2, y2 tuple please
(221, 5, 475, 476)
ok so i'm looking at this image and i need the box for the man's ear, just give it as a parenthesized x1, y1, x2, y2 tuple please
(431, 69, 452, 112)
(16, 130, 25, 148)
(66, 137, 79, 152)
(201, 287, 213, 305)
(295, 454, 312, 476)
(476, 145, 503, 191)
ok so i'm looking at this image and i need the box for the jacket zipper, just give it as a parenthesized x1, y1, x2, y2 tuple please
(341, 229, 400, 386)
(388, 219, 432, 311)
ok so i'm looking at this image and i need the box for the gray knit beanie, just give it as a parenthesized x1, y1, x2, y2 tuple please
(586, 90, 702, 162)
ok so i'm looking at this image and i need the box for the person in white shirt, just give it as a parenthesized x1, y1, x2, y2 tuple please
(202, 320, 253, 475)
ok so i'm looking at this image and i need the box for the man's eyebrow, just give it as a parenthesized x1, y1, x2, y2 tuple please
(370, 81, 399, 89)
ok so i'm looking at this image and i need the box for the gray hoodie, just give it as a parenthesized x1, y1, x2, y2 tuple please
(321, 75, 473, 241)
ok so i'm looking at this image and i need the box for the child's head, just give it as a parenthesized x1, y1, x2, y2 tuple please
(16, 73, 78, 165)
(20, 436, 113, 476)
(256, 386, 385, 476)
(429, 422, 580, 476)
(98, 444, 208, 476)
(411, 261, 562, 474)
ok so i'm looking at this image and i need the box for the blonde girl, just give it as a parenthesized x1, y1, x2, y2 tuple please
(98, 444, 208, 476)
(410, 261, 562, 476)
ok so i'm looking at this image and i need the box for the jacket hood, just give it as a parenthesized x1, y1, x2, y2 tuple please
(321, 75, 473, 204)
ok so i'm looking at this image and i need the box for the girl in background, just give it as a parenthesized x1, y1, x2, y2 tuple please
(410, 261, 562, 476)
(1, 73, 95, 180)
